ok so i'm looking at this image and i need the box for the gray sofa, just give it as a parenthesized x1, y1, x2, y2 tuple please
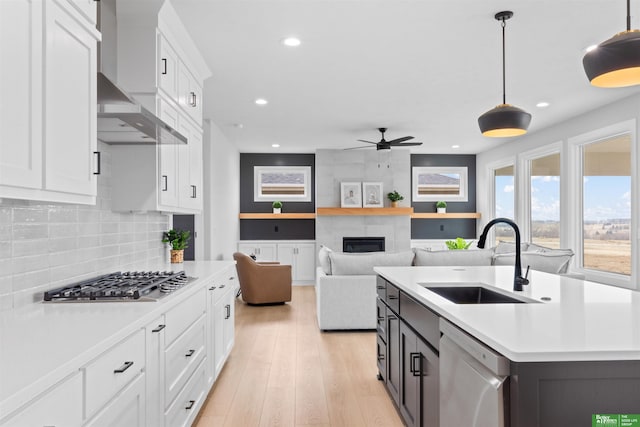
(315, 242, 574, 330)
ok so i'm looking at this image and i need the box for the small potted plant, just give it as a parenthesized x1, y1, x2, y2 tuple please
(387, 190, 404, 208)
(162, 229, 190, 263)
(445, 237, 472, 250)
(436, 201, 447, 213)
(272, 200, 282, 214)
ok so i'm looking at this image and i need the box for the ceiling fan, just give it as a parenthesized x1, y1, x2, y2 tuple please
(347, 127, 423, 150)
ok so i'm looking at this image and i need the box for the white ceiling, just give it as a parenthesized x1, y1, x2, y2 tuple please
(171, 0, 640, 154)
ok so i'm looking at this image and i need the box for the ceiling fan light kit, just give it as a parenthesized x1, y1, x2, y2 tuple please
(583, 0, 640, 88)
(478, 11, 532, 138)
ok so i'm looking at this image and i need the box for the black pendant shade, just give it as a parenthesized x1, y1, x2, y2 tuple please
(583, 30, 640, 88)
(478, 11, 531, 138)
(478, 104, 532, 137)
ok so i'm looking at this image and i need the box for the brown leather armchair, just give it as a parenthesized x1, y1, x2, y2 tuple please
(233, 252, 292, 304)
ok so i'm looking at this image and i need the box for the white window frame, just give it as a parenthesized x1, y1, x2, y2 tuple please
(484, 157, 517, 245)
(518, 142, 562, 244)
(253, 166, 312, 202)
(567, 120, 637, 289)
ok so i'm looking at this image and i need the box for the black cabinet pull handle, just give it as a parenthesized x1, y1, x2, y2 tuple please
(219, 284, 225, 289)
(190, 92, 197, 107)
(377, 354, 385, 361)
(185, 400, 196, 410)
(114, 361, 133, 374)
(410, 353, 422, 376)
(93, 151, 101, 175)
(185, 349, 195, 357)
(152, 324, 166, 333)
(162, 58, 167, 75)
(225, 304, 231, 319)
(377, 316, 385, 322)
(161, 175, 168, 191)
(209, 286, 217, 291)
(229, 277, 234, 281)
(388, 295, 398, 300)
(191, 185, 197, 198)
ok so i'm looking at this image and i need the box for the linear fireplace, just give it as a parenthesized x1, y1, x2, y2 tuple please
(343, 237, 385, 253)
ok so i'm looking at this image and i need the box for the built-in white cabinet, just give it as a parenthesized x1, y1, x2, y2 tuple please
(158, 33, 179, 102)
(0, 372, 83, 427)
(237, 242, 278, 262)
(84, 373, 146, 427)
(206, 267, 238, 384)
(0, 0, 99, 205)
(177, 61, 203, 126)
(238, 241, 316, 283)
(178, 120, 203, 211)
(65, 0, 96, 25)
(145, 316, 166, 427)
(278, 243, 317, 282)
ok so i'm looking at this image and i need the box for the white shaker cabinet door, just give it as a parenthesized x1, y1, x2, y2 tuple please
(0, 0, 43, 190)
(158, 33, 179, 102)
(44, 0, 97, 197)
(158, 101, 180, 208)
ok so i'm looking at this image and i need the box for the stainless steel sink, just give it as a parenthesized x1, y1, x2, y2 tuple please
(421, 283, 533, 304)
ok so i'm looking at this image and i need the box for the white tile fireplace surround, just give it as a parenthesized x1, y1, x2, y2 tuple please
(315, 149, 411, 253)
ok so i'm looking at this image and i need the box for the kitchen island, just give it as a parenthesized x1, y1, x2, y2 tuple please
(374, 265, 640, 427)
(0, 261, 237, 427)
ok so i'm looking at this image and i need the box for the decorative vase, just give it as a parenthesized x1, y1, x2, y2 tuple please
(273, 208, 281, 214)
(170, 249, 184, 263)
(391, 201, 399, 208)
(437, 207, 446, 214)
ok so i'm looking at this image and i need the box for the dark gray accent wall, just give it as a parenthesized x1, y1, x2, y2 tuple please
(240, 153, 315, 213)
(239, 153, 315, 240)
(411, 154, 477, 239)
(240, 219, 315, 240)
(173, 215, 195, 260)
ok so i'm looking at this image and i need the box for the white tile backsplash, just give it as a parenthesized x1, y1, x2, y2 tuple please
(0, 143, 170, 311)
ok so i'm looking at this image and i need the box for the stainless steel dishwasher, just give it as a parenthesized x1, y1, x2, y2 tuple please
(439, 319, 510, 427)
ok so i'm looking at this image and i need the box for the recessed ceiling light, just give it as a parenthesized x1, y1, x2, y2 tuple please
(282, 37, 301, 47)
(233, 123, 244, 129)
(451, 145, 460, 149)
(536, 101, 550, 108)
(272, 144, 280, 148)
(255, 98, 268, 106)
(585, 44, 598, 53)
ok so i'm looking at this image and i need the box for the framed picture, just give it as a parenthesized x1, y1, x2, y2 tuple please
(340, 182, 362, 207)
(253, 166, 312, 202)
(362, 182, 384, 208)
(412, 166, 468, 202)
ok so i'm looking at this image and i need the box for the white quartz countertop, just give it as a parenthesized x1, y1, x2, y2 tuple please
(374, 266, 640, 363)
(0, 261, 235, 418)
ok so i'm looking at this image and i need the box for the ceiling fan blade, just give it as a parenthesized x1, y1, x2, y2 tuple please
(395, 142, 423, 146)
(343, 145, 375, 150)
(386, 136, 414, 144)
(357, 139, 379, 145)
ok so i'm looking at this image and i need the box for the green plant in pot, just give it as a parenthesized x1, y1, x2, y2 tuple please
(445, 237, 472, 250)
(436, 201, 447, 213)
(162, 229, 190, 263)
(272, 200, 283, 214)
(387, 190, 404, 207)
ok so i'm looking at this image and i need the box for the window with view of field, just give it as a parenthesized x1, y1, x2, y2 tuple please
(530, 153, 560, 249)
(494, 165, 515, 245)
(582, 134, 631, 276)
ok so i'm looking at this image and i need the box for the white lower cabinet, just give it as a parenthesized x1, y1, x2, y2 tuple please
(165, 315, 206, 406)
(164, 359, 207, 427)
(0, 372, 83, 427)
(84, 373, 146, 427)
(207, 266, 238, 383)
(145, 316, 166, 427)
(238, 240, 316, 282)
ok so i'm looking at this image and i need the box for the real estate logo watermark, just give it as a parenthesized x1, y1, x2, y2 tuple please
(592, 414, 640, 427)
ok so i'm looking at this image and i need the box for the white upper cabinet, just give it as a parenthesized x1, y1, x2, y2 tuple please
(0, 0, 43, 190)
(158, 33, 179, 103)
(177, 60, 203, 126)
(0, 0, 99, 204)
(178, 120, 203, 211)
(65, 0, 96, 25)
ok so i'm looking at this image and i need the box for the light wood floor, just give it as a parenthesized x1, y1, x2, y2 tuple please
(194, 286, 403, 427)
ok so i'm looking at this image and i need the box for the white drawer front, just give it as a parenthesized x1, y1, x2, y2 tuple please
(165, 288, 206, 347)
(84, 329, 145, 419)
(165, 314, 206, 407)
(164, 358, 207, 427)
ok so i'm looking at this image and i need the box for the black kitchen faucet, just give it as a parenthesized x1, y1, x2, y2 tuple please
(477, 218, 530, 291)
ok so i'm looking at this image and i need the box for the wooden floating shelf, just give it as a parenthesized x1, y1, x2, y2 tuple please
(410, 212, 481, 219)
(316, 207, 414, 216)
(239, 213, 316, 219)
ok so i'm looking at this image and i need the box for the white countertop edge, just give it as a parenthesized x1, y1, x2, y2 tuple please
(0, 261, 235, 419)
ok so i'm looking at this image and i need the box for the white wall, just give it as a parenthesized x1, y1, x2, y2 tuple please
(202, 119, 240, 261)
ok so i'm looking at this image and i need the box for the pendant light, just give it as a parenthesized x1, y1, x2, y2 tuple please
(478, 11, 531, 138)
(583, 0, 640, 87)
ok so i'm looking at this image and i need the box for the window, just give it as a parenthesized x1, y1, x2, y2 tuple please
(253, 166, 312, 202)
(530, 153, 561, 248)
(581, 134, 631, 276)
(494, 165, 515, 245)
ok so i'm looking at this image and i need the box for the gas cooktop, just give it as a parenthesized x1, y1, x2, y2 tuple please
(43, 271, 196, 302)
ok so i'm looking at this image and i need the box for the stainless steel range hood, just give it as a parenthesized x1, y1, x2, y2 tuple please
(96, 0, 186, 145)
